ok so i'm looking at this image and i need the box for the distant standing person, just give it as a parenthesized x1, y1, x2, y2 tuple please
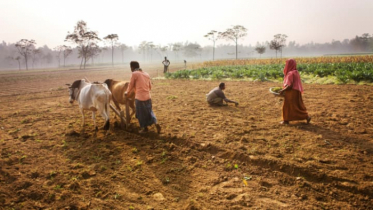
(206, 83, 239, 106)
(279, 59, 311, 124)
(184, 60, 187, 69)
(162, 57, 170, 73)
(125, 61, 161, 133)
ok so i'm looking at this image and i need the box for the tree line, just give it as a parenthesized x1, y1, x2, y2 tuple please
(1, 20, 372, 70)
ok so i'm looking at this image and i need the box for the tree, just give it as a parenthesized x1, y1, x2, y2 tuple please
(171, 43, 183, 60)
(218, 25, 247, 59)
(183, 42, 202, 59)
(138, 41, 148, 61)
(204, 30, 219, 60)
(63, 45, 73, 67)
(15, 56, 22, 70)
(103, 34, 119, 67)
(255, 45, 266, 58)
(100, 47, 109, 63)
(65, 21, 101, 69)
(160, 46, 168, 56)
(88, 43, 101, 65)
(15, 39, 36, 70)
(148, 42, 156, 62)
(54, 46, 64, 67)
(118, 43, 128, 64)
(6, 56, 22, 70)
(43, 52, 53, 66)
(350, 33, 373, 52)
(269, 34, 287, 58)
(31, 49, 41, 69)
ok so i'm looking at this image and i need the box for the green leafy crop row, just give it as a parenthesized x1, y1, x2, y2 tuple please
(165, 62, 373, 83)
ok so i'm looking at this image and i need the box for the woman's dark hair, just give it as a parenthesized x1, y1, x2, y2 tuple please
(219, 82, 225, 89)
(130, 61, 140, 69)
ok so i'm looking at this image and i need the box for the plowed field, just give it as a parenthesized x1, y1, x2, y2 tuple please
(0, 65, 372, 209)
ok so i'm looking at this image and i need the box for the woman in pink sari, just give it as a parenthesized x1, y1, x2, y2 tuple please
(279, 59, 311, 124)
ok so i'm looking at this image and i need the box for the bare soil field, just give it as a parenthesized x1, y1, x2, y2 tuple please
(0, 65, 372, 209)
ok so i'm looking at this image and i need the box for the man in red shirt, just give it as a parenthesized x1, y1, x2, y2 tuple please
(125, 61, 161, 133)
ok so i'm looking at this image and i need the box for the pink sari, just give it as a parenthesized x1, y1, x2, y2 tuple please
(282, 59, 308, 121)
(283, 59, 303, 93)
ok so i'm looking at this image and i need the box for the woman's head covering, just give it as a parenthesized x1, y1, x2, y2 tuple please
(283, 59, 304, 93)
(283, 59, 297, 76)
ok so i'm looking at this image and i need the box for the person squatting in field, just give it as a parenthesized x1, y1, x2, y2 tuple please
(279, 59, 311, 125)
(125, 61, 161, 134)
(206, 82, 239, 106)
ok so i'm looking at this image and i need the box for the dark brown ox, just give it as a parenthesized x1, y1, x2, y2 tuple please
(104, 79, 136, 121)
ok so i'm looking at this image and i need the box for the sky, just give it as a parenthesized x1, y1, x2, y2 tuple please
(0, 0, 372, 49)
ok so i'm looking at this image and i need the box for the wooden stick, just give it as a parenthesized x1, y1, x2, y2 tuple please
(126, 99, 130, 129)
(110, 104, 127, 128)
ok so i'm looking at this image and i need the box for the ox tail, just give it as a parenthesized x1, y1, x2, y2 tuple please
(103, 102, 110, 130)
(103, 91, 110, 131)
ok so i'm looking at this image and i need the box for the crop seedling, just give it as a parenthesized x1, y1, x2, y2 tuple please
(164, 176, 170, 184)
(114, 193, 121, 200)
(61, 140, 68, 148)
(54, 185, 62, 190)
(161, 157, 167, 164)
(92, 156, 102, 162)
(19, 155, 27, 163)
(131, 147, 138, 153)
(8, 128, 21, 134)
(166, 95, 178, 100)
(50, 171, 57, 179)
(95, 191, 102, 198)
(21, 118, 32, 124)
(225, 163, 233, 171)
(161, 150, 167, 157)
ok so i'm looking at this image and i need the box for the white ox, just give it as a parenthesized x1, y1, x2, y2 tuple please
(67, 79, 111, 133)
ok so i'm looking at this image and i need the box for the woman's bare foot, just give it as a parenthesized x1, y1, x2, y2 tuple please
(280, 121, 289, 125)
(307, 116, 311, 124)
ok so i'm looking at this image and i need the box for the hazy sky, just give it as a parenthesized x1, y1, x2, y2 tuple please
(1, 0, 372, 49)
